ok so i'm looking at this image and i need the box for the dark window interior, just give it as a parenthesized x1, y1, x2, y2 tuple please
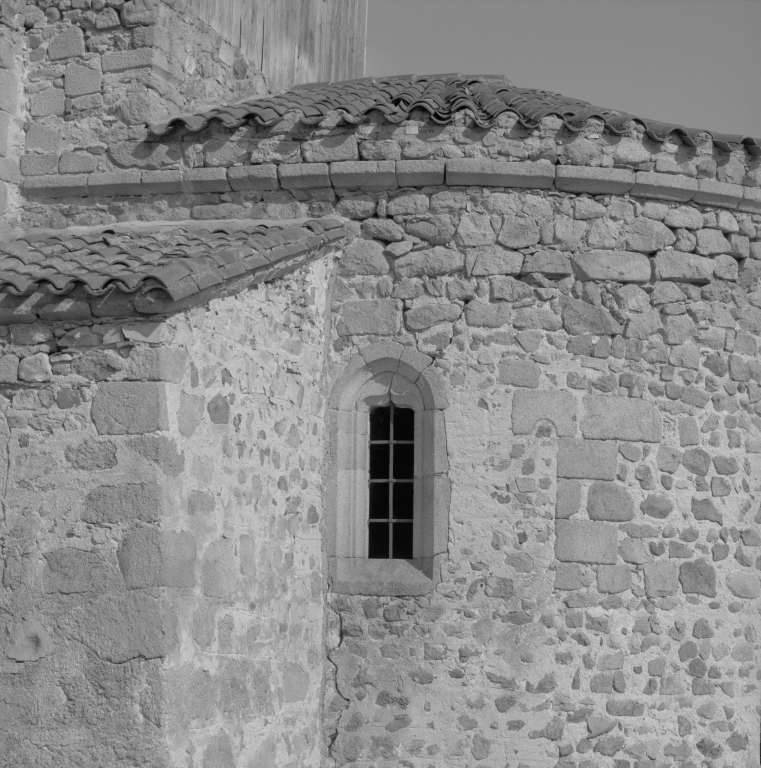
(368, 404, 414, 559)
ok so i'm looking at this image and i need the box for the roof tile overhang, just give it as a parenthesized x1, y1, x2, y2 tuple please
(147, 74, 761, 155)
(0, 218, 346, 302)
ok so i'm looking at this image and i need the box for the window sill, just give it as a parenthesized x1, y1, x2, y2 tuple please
(329, 556, 438, 596)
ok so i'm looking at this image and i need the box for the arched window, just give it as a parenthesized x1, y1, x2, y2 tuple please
(326, 341, 450, 596)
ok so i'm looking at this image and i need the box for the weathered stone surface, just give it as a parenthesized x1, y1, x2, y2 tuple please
(640, 494, 673, 519)
(91, 382, 169, 435)
(696, 228, 731, 256)
(302, 134, 358, 163)
(404, 214, 456, 245)
(463, 301, 511, 328)
(581, 396, 662, 442)
(65, 593, 176, 663)
(571, 251, 651, 282)
(18, 352, 52, 382)
(202, 539, 237, 598)
(119, 529, 196, 589)
(65, 439, 118, 471)
(339, 239, 389, 275)
(497, 214, 540, 248)
(44, 548, 117, 594)
(587, 482, 634, 522)
(597, 564, 631, 593)
(725, 572, 760, 599)
(404, 303, 461, 331)
(655, 251, 714, 283)
(361, 219, 404, 242)
(522, 249, 572, 276)
(513, 306, 562, 331)
(48, 26, 85, 60)
(5, 619, 54, 661)
(558, 439, 618, 480)
(395, 247, 464, 277)
(562, 298, 622, 336)
(339, 300, 398, 335)
(498, 359, 540, 388)
(467, 246, 523, 276)
(512, 390, 576, 437)
(641, 561, 677, 597)
(456, 213, 496, 246)
(679, 559, 717, 597)
(683, 448, 711, 477)
(83, 482, 162, 525)
(622, 218, 676, 253)
(556, 479, 581, 517)
(555, 520, 618, 564)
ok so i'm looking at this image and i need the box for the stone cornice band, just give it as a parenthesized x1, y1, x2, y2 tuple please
(20, 160, 761, 214)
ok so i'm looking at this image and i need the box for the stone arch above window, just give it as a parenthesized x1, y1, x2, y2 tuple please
(326, 341, 450, 596)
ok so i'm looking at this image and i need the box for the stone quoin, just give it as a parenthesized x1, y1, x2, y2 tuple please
(0, 3, 758, 768)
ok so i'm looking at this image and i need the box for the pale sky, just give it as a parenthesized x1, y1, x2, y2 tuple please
(366, 0, 761, 139)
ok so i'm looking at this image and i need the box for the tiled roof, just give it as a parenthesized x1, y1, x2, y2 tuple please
(0, 218, 346, 301)
(148, 74, 761, 155)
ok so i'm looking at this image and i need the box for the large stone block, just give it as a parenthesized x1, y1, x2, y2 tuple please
(118, 528, 196, 588)
(463, 301, 511, 328)
(279, 163, 331, 189)
(64, 592, 177, 663)
(555, 165, 634, 194)
(562, 297, 622, 336)
(330, 160, 397, 189)
(586, 482, 634, 522)
(446, 158, 555, 188)
(512, 390, 577, 437)
(396, 159, 445, 186)
(228, 164, 279, 191)
(395, 247, 464, 277)
(571, 251, 651, 282)
(202, 538, 237, 598)
(91, 382, 169, 434)
(123, 347, 188, 383)
(64, 62, 102, 97)
(654, 251, 714, 283)
(643, 560, 678, 597)
(467, 246, 523, 276)
(43, 548, 118, 593)
(630, 171, 697, 202)
(498, 359, 539, 388)
(339, 299, 398, 336)
(5, 619, 54, 661)
(581, 396, 662, 442)
(555, 520, 618, 564)
(48, 26, 85, 60)
(404, 303, 461, 331)
(302, 134, 358, 163)
(679, 559, 716, 597)
(597, 564, 631, 594)
(558, 439, 618, 480)
(83, 482, 162, 524)
(522, 249, 572, 276)
(725, 572, 760, 599)
(338, 239, 389, 275)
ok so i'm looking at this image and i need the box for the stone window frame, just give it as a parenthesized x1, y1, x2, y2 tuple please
(326, 341, 450, 596)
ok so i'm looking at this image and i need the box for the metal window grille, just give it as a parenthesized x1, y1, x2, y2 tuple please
(368, 404, 414, 559)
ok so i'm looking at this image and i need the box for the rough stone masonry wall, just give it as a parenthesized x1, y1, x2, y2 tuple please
(323, 178, 761, 768)
(15, 105, 761, 239)
(0, 0, 269, 230)
(0, 253, 331, 768)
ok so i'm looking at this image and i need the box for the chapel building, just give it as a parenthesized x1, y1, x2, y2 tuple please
(0, 2, 759, 768)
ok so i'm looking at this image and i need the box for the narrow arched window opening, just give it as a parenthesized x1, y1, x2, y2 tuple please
(368, 404, 415, 559)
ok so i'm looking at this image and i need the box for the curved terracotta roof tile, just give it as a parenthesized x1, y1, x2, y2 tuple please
(0, 218, 346, 302)
(147, 73, 760, 155)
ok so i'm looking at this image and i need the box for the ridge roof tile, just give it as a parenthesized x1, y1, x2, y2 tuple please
(148, 74, 760, 155)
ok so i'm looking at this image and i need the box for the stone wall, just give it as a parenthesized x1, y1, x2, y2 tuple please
(0, 0, 271, 230)
(0, 252, 332, 767)
(323, 177, 761, 767)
